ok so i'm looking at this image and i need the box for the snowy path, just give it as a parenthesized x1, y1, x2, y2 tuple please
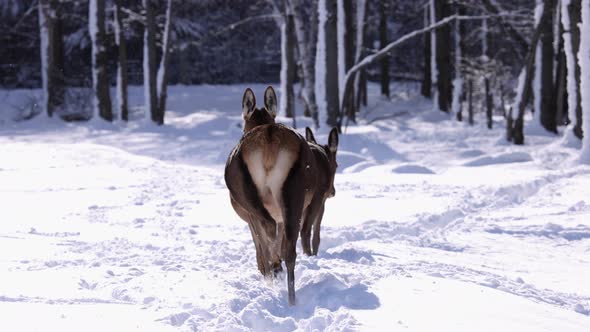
(1, 85, 590, 331)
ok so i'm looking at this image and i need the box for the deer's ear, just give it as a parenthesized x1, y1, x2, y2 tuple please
(328, 127, 339, 153)
(305, 127, 317, 144)
(242, 88, 256, 119)
(264, 86, 277, 118)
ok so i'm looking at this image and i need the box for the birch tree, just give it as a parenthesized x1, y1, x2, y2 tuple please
(562, 0, 583, 141)
(156, 0, 173, 125)
(114, 0, 128, 121)
(337, 0, 346, 102)
(89, 0, 113, 121)
(289, 0, 319, 127)
(567, 0, 583, 139)
(315, 0, 328, 125)
(278, 6, 296, 123)
(350, 0, 367, 122)
(509, 5, 548, 145)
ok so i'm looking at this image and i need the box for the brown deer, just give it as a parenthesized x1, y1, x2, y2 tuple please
(300, 127, 338, 256)
(224, 86, 313, 305)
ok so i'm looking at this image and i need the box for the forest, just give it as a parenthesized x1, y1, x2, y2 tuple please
(1, 0, 588, 153)
(1, 0, 590, 331)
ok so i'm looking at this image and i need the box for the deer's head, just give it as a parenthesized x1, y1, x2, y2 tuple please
(306, 127, 339, 198)
(242, 86, 277, 132)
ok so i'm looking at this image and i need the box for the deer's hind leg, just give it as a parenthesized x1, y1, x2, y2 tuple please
(281, 164, 305, 306)
(300, 195, 324, 256)
(246, 219, 269, 276)
(226, 157, 276, 278)
(311, 204, 325, 256)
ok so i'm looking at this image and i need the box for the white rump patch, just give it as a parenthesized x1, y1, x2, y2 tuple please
(244, 149, 296, 224)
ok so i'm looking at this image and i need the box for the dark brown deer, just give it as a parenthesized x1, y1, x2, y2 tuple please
(300, 127, 338, 256)
(224, 86, 313, 305)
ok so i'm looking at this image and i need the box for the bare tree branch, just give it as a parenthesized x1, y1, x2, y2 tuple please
(339, 13, 523, 130)
(480, 0, 529, 57)
(177, 14, 280, 49)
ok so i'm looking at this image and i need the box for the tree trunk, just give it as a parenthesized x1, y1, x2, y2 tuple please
(143, 0, 158, 123)
(554, 16, 568, 126)
(540, 0, 557, 133)
(339, 0, 364, 123)
(500, 83, 507, 118)
(506, 108, 514, 141)
(468, 79, 474, 125)
(379, 0, 390, 97)
(38, 0, 64, 118)
(290, 0, 319, 127)
(555, 47, 568, 125)
(89, 0, 113, 121)
(569, 0, 584, 139)
(360, 69, 367, 106)
(533, 0, 543, 125)
(430, 0, 438, 110)
(580, 0, 590, 162)
(280, 12, 296, 123)
(325, 0, 339, 127)
(482, 17, 493, 127)
(355, 1, 369, 112)
(486, 78, 493, 129)
(434, 0, 452, 113)
(309, 0, 319, 120)
(512, 7, 548, 145)
(336, 0, 346, 106)
(344, 0, 354, 71)
(52, 11, 65, 115)
(341, 0, 355, 123)
(452, 3, 465, 121)
(421, 6, 432, 98)
(562, 0, 580, 137)
(114, 0, 128, 121)
(156, 0, 173, 125)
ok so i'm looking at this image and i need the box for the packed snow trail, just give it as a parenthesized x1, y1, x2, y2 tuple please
(1, 84, 589, 331)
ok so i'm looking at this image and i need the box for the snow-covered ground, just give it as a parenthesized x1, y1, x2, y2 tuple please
(1, 83, 589, 331)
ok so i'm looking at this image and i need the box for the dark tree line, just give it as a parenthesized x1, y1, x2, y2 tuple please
(1, 0, 589, 151)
